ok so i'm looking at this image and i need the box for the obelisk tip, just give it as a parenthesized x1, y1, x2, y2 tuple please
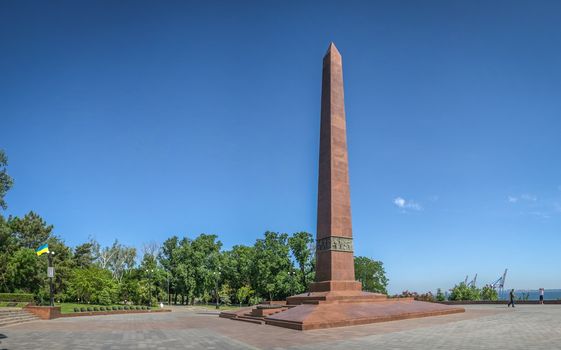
(325, 42, 341, 57)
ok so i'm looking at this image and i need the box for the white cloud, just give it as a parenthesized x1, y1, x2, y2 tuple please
(520, 194, 537, 202)
(394, 197, 406, 208)
(508, 194, 537, 203)
(393, 197, 422, 211)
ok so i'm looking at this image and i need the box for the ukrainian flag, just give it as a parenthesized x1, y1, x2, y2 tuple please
(36, 243, 49, 256)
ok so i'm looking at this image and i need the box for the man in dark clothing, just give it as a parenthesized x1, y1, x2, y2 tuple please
(507, 289, 515, 307)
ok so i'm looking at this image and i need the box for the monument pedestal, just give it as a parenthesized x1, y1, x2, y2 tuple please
(221, 293, 464, 331)
(264, 297, 464, 330)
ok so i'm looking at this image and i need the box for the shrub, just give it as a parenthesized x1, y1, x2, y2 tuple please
(99, 307, 105, 311)
(449, 282, 481, 301)
(73, 307, 79, 312)
(80, 307, 86, 312)
(112, 306, 117, 311)
(118, 306, 123, 310)
(0, 293, 34, 302)
(141, 306, 146, 310)
(136, 306, 140, 310)
(87, 307, 93, 312)
(481, 285, 498, 301)
(124, 306, 129, 310)
(93, 307, 99, 311)
(436, 288, 446, 302)
(147, 306, 151, 310)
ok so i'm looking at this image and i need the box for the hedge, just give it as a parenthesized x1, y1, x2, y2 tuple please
(0, 293, 34, 302)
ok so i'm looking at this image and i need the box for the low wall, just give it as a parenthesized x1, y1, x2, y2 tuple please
(437, 300, 561, 305)
(59, 309, 171, 318)
(24, 306, 61, 320)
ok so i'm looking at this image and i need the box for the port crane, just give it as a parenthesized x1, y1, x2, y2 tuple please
(463, 274, 478, 287)
(490, 269, 508, 296)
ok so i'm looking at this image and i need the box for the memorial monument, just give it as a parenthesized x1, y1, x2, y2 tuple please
(221, 43, 464, 330)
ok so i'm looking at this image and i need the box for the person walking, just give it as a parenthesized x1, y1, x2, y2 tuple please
(539, 288, 545, 305)
(507, 289, 516, 308)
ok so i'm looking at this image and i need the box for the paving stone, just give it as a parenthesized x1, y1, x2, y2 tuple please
(1, 305, 561, 349)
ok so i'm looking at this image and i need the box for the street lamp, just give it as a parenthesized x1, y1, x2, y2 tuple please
(213, 271, 221, 309)
(47, 251, 55, 307)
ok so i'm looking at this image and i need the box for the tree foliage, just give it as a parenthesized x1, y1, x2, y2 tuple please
(481, 284, 499, 301)
(449, 282, 481, 301)
(8, 211, 53, 249)
(354, 256, 389, 294)
(68, 267, 117, 305)
(0, 149, 14, 211)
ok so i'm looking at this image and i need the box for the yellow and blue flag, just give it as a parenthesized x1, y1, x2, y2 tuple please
(35, 244, 49, 256)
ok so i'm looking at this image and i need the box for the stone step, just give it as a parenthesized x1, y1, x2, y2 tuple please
(0, 309, 39, 328)
(0, 314, 38, 321)
(0, 310, 30, 317)
(234, 315, 265, 325)
(0, 311, 35, 318)
(0, 315, 39, 327)
(0, 310, 26, 314)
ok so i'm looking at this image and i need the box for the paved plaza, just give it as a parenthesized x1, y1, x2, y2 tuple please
(1, 305, 561, 349)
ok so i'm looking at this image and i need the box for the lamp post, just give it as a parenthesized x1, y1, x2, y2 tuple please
(213, 271, 221, 309)
(47, 251, 55, 307)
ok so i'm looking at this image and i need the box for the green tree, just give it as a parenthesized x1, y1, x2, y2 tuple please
(73, 241, 95, 269)
(176, 238, 196, 304)
(235, 285, 254, 306)
(5, 248, 42, 293)
(0, 215, 17, 292)
(139, 250, 166, 306)
(252, 231, 293, 301)
(221, 244, 254, 303)
(0, 149, 14, 210)
(68, 267, 117, 305)
(288, 231, 314, 289)
(119, 269, 142, 304)
(158, 236, 179, 304)
(354, 256, 389, 294)
(191, 234, 222, 304)
(8, 211, 53, 249)
(46, 236, 74, 301)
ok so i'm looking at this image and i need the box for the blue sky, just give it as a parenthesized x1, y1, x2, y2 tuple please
(1, 0, 561, 294)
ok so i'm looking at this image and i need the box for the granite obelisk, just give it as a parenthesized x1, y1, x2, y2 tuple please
(221, 43, 464, 330)
(310, 43, 362, 292)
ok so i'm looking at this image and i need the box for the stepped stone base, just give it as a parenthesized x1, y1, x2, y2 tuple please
(266, 297, 465, 330)
(221, 293, 464, 331)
